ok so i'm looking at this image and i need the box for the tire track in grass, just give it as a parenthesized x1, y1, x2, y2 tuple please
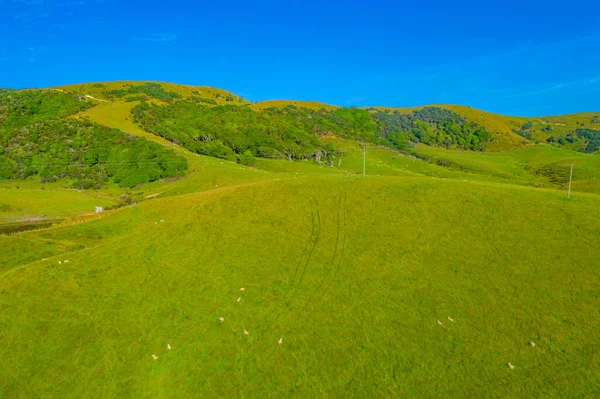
(300, 190, 346, 312)
(258, 196, 321, 325)
(237, 192, 348, 396)
(294, 196, 321, 289)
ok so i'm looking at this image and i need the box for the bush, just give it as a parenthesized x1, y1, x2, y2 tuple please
(239, 150, 256, 166)
(522, 121, 533, 130)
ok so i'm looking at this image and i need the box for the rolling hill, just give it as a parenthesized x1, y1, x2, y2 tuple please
(1, 81, 599, 398)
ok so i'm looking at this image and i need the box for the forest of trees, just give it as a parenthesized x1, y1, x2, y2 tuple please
(372, 107, 493, 151)
(575, 128, 600, 153)
(0, 89, 92, 129)
(132, 102, 494, 163)
(0, 89, 187, 187)
(132, 101, 378, 162)
(106, 83, 182, 102)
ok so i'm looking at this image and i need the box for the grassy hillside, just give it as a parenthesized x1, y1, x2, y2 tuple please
(365, 104, 600, 153)
(0, 188, 114, 222)
(250, 99, 339, 112)
(413, 144, 600, 193)
(1, 175, 599, 397)
(1, 80, 600, 397)
(56, 81, 249, 106)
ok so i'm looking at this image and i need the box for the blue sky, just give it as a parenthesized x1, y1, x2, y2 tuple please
(1, 0, 600, 116)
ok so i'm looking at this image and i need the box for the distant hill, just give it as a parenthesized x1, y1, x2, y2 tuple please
(1, 81, 598, 188)
(44, 82, 600, 156)
(365, 104, 600, 152)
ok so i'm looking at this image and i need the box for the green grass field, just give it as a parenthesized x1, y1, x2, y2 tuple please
(414, 144, 600, 192)
(1, 175, 600, 398)
(1, 81, 599, 398)
(0, 188, 114, 222)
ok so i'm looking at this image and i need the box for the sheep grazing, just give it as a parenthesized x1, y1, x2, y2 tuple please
(244, 330, 249, 335)
(237, 297, 241, 302)
(239, 287, 245, 291)
(507, 362, 514, 369)
(58, 261, 62, 265)
(278, 338, 283, 344)
(219, 317, 224, 322)
(152, 355, 158, 360)
(64, 260, 69, 263)
(437, 320, 443, 325)
(528, 341, 536, 347)
(447, 317, 454, 322)
(167, 344, 171, 350)
(160, 220, 164, 222)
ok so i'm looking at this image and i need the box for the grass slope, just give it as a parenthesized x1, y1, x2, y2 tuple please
(365, 104, 600, 152)
(250, 100, 339, 112)
(0, 188, 114, 222)
(55, 81, 248, 106)
(414, 144, 600, 193)
(1, 176, 599, 398)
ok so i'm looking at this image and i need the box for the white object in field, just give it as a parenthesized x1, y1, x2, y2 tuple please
(160, 220, 164, 222)
(244, 330, 249, 335)
(95, 206, 103, 213)
(437, 320, 443, 325)
(237, 297, 241, 302)
(447, 317, 454, 322)
(152, 354, 158, 360)
(507, 362, 514, 369)
(528, 341, 536, 347)
(64, 260, 69, 263)
(167, 344, 171, 350)
(58, 261, 62, 265)
(239, 287, 245, 291)
(154, 222, 157, 225)
(278, 337, 283, 344)
(219, 317, 224, 322)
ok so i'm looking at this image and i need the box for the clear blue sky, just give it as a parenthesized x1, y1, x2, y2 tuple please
(1, 0, 600, 116)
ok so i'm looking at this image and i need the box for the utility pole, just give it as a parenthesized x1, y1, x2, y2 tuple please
(568, 164, 574, 199)
(363, 144, 366, 178)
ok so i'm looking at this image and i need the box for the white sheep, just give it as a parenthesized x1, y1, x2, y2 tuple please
(239, 287, 245, 291)
(244, 330, 249, 335)
(278, 337, 283, 344)
(447, 317, 454, 322)
(219, 317, 224, 322)
(507, 362, 514, 369)
(528, 341, 536, 347)
(237, 297, 241, 302)
(437, 320, 443, 325)
(167, 344, 171, 350)
(152, 354, 158, 360)
(64, 260, 69, 263)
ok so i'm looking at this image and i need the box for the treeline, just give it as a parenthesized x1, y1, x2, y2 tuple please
(545, 128, 600, 154)
(132, 101, 376, 162)
(514, 119, 600, 154)
(132, 101, 494, 163)
(106, 83, 181, 102)
(372, 107, 492, 151)
(0, 89, 92, 129)
(0, 120, 187, 188)
(574, 128, 600, 153)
